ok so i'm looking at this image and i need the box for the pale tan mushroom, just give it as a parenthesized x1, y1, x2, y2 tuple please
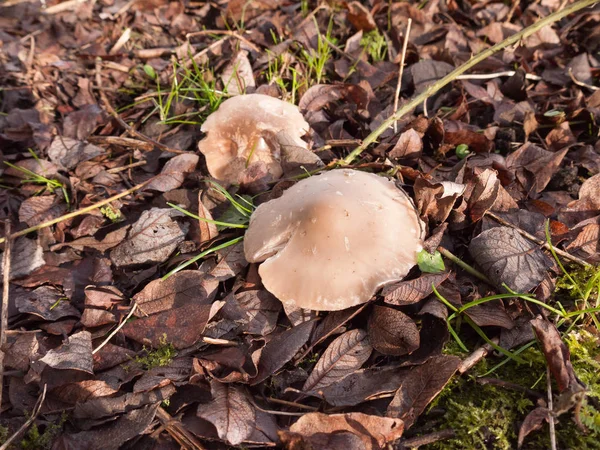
(244, 169, 425, 311)
(198, 94, 313, 187)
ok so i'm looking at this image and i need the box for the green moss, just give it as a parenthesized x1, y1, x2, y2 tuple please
(0, 425, 8, 445)
(426, 331, 600, 449)
(134, 334, 176, 370)
(20, 413, 67, 450)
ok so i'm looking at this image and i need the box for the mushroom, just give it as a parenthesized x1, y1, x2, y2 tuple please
(198, 94, 317, 188)
(244, 169, 425, 311)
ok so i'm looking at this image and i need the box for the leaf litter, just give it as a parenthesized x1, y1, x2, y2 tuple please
(0, 0, 599, 449)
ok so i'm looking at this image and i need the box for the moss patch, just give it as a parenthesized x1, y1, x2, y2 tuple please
(423, 331, 600, 449)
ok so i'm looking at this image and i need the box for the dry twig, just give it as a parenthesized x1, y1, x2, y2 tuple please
(92, 303, 138, 355)
(393, 19, 412, 133)
(0, 384, 47, 450)
(0, 222, 12, 409)
(156, 406, 206, 450)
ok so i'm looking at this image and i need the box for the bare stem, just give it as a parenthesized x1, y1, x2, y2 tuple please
(0, 222, 11, 409)
(342, 0, 599, 165)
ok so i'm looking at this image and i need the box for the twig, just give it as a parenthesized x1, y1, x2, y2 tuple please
(42, 0, 86, 14)
(342, 0, 599, 165)
(0, 181, 149, 245)
(568, 67, 599, 91)
(393, 19, 412, 133)
(485, 211, 591, 267)
(267, 397, 319, 411)
(398, 429, 455, 449)
(155, 406, 206, 450)
(107, 160, 148, 174)
(457, 71, 542, 81)
(547, 366, 557, 450)
(458, 339, 497, 374)
(186, 30, 260, 53)
(94, 59, 186, 155)
(0, 222, 12, 409)
(0, 384, 47, 450)
(92, 303, 137, 355)
(201, 337, 237, 346)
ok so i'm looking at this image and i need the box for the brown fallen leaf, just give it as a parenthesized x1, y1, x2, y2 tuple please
(283, 412, 404, 450)
(144, 153, 199, 192)
(386, 354, 461, 429)
(39, 330, 94, 374)
(197, 380, 255, 446)
(303, 328, 372, 393)
(517, 406, 550, 449)
(110, 208, 188, 267)
(469, 226, 552, 292)
(368, 305, 420, 356)
(382, 272, 449, 306)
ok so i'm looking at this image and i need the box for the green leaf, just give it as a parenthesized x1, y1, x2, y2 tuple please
(217, 196, 253, 231)
(418, 249, 446, 273)
(143, 64, 157, 80)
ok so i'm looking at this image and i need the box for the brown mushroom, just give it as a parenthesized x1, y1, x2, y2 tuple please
(198, 94, 313, 187)
(244, 169, 425, 311)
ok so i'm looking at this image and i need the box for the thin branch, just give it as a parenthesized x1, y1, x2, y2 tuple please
(456, 71, 542, 81)
(342, 0, 599, 165)
(0, 384, 47, 450)
(399, 429, 455, 449)
(547, 366, 557, 450)
(0, 181, 149, 245)
(155, 406, 206, 450)
(92, 303, 138, 355)
(568, 67, 599, 91)
(393, 19, 412, 133)
(485, 211, 591, 267)
(0, 222, 12, 409)
(437, 246, 493, 286)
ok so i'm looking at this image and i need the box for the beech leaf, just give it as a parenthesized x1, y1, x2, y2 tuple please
(303, 328, 372, 392)
(197, 381, 255, 445)
(368, 305, 420, 356)
(469, 226, 552, 292)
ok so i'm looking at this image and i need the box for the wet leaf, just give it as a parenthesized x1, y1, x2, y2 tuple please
(197, 381, 255, 445)
(469, 226, 552, 292)
(386, 354, 461, 429)
(368, 305, 420, 356)
(303, 329, 372, 392)
(110, 208, 188, 267)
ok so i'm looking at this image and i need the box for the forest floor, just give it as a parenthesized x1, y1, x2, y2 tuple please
(1, 0, 600, 449)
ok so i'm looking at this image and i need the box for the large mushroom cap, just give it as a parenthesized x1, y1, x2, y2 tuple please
(198, 94, 310, 186)
(244, 169, 425, 311)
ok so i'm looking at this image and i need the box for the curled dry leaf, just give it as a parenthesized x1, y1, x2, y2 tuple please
(303, 328, 372, 393)
(469, 226, 552, 292)
(386, 354, 461, 429)
(368, 305, 420, 356)
(284, 412, 404, 450)
(517, 407, 550, 449)
(389, 128, 423, 160)
(53, 225, 130, 253)
(197, 380, 255, 446)
(530, 317, 585, 394)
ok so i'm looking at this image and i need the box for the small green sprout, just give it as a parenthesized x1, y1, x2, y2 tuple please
(360, 30, 388, 62)
(417, 249, 445, 273)
(455, 144, 470, 159)
(100, 204, 123, 223)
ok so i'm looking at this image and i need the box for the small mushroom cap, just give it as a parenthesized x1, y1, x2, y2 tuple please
(244, 169, 425, 311)
(198, 94, 309, 186)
